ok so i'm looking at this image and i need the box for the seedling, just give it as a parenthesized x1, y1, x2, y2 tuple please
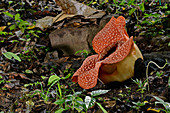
(84, 89, 110, 113)
(75, 49, 89, 58)
(125, 85, 131, 95)
(132, 101, 145, 111)
(155, 71, 164, 78)
(132, 79, 146, 94)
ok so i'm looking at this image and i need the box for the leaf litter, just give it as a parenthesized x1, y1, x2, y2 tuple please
(0, 0, 169, 112)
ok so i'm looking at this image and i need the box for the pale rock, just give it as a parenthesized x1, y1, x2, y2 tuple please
(49, 15, 114, 56)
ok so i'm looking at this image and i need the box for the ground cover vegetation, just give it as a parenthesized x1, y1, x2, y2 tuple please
(0, 0, 169, 113)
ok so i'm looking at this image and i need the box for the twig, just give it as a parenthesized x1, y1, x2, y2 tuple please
(98, 78, 104, 84)
(146, 60, 168, 91)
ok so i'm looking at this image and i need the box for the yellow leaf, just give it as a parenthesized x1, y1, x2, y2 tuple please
(92, 2, 97, 4)
(99, 0, 108, 3)
(104, 0, 109, 3)
(0, 26, 6, 31)
(7, 22, 11, 25)
(147, 107, 160, 112)
(144, 101, 149, 104)
(27, 25, 35, 29)
(122, 7, 126, 10)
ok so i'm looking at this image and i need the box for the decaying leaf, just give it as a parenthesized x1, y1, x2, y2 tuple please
(55, 0, 105, 19)
(36, 16, 54, 30)
(36, 0, 105, 30)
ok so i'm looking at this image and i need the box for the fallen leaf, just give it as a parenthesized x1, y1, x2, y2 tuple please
(35, 16, 54, 30)
(0, 26, 6, 31)
(147, 107, 160, 112)
(103, 100, 116, 108)
(55, 0, 105, 19)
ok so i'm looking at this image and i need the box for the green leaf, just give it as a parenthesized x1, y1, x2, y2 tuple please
(73, 91, 82, 96)
(55, 108, 65, 113)
(8, 1, 13, 5)
(75, 50, 82, 55)
(41, 76, 47, 80)
(24, 83, 33, 87)
(54, 99, 65, 105)
(3, 12, 13, 18)
(25, 69, 33, 74)
(83, 49, 89, 55)
(153, 96, 170, 110)
(119, 0, 125, 5)
(139, 3, 145, 12)
(12, 53, 21, 61)
(21, 27, 25, 33)
(168, 42, 170, 47)
(18, 21, 29, 28)
(75, 97, 84, 112)
(62, 73, 72, 79)
(91, 89, 110, 97)
(3, 52, 13, 59)
(128, 0, 135, 5)
(36, 30, 42, 33)
(10, 24, 16, 31)
(48, 75, 61, 86)
(129, 8, 136, 15)
(3, 52, 21, 62)
(113, 0, 118, 4)
(0, 80, 5, 84)
(84, 96, 96, 109)
(31, 32, 39, 38)
(153, 96, 164, 103)
(96, 102, 108, 113)
(15, 13, 20, 21)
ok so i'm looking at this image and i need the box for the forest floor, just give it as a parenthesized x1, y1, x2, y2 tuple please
(0, 0, 169, 113)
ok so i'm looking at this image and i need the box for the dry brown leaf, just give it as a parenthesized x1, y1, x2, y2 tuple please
(54, 13, 75, 23)
(55, 0, 105, 20)
(36, 16, 54, 30)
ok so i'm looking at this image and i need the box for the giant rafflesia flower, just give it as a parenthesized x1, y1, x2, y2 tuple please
(72, 16, 143, 89)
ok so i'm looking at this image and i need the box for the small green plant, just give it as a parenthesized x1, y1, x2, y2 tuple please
(19, 48, 38, 61)
(24, 81, 41, 88)
(54, 89, 109, 113)
(111, 0, 145, 16)
(132, 79, 146, 94)
(75, 49, 89, 58)
(125, 85, 131, 95)
(155, 71, 164, 77)
(50, 73, 85, 112)
(3, 12, 30, 33)
(1, 10, 41, 41)
(64, 92, 84, 112)
(118, 93, 127, 98)
(0, 75, 5, 84)
(153, 96, 170, 113)
(84, 89, 109, 113)
(0, 75, 10, 90)
(132, 101, 145, 111)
